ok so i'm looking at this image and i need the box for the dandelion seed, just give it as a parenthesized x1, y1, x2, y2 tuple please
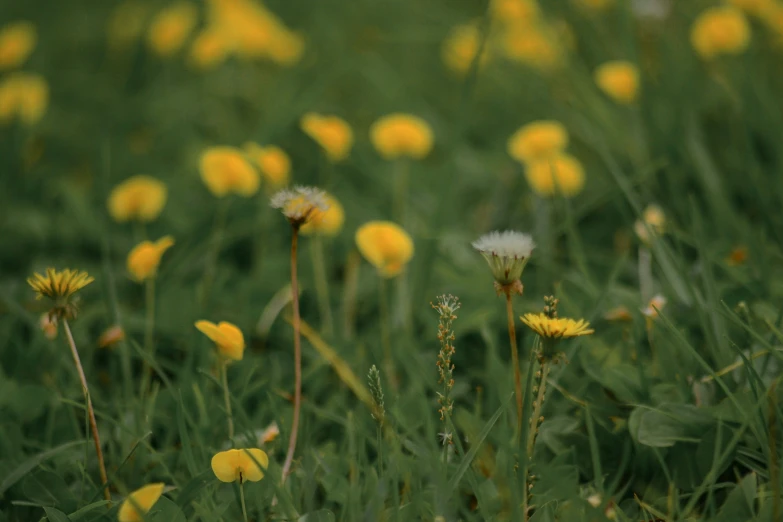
(195, 320, 245, 361)
(127, 236, 174, 282)
(370, 113, 434, 160)
(271, 185, 329, 228)
(118, 483, 165, 522)
(107, 175, 167, 223)
(472, 230, 535, 289)
(300, 113, 353, 162)
(355, 221, 414, 278)
(211, 448, 269, 483)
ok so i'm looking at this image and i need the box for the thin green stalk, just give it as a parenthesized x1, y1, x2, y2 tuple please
(378, 277, 396, 389)
(310, 235, 334, 337)
(222, 361, 234, 443)
(239, 480, 249, 522)
(377, 424, 383, 479)
(282, 227, 302, 481)
(526, 360, 550, 459)
(505, 291, 523, 443)
(393, 159, 410, 226)
(140, 277, 156, 398)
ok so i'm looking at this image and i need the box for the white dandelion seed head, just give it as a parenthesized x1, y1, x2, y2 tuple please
(472, 230, 535, 286)
(270, 185, 329, 225)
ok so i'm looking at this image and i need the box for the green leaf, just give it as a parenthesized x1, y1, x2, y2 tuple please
(0, 440, 85, 496)
(298, 510, 336, 522)
(43, 507, 71, 522)
(149, 497, 186, 522)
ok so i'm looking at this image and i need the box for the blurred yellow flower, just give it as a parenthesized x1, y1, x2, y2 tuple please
(118, 483, 164, 522)
(107, 175, 168, 223)
(195, 320, 245, 361)
(300, 193, 345, 236)
(520, 313, 594, 339)
(189, 30, 230, 69)
(265, 25, 305, 65)
(642, 294, 666, 318)
(39, 313, 58, 340)
(0, 21, 36, 70)
(259, 421, 280, 445)
(244, 142, 291, 188)
(442, 24, 487, 75)
(370, 113, 434, 160)
(0, 73, 49, 126)
(127, 236, 175, 282)
(492, 0, 539, 24)
(211, 448, 269, 483)
(634, 204, 665, 244)
(147, 2, 197, 57)
(525, 154, 585, 198)
(691, 6, 750, 59)
(507, 120, 568, 165)
(107, 2, 150, 52)
(502, 27, 562, 72)
(300, 113, 353, 162)
(594, 60, 639, 104)
(355, 221, 414, 278)
(98, 324, 126, 348)
(200, 146, 260, 197)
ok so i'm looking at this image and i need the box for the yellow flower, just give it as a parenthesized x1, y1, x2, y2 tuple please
(199, 146, 260, 197)
(355, 221, 414, 278)
(107, 175, 167, 223)
(211, 448, 269, 483)
(0, 73, 49, 126)
(195, 320, 245, 361)
(0, 21, 36, 70)
(502, 27, 562, 72)
(147, 2, 197, 57)
(265, 25, 305, 66)
(127, 236, 175, 282)
(492, 0, 540, 24)
(259, 421, 280, 445)
(300, 113, 353, 162)
(300, 193, 345, 236)
(118, 483, 165, 522)
(98, 324, 126, 348)
(243, 142, 291, 188)
(691, 6, 750, 59)
(28, 268, 94, 302)
(594, 60, 639, 104)
(634, 204, 665, 244)
(107, 1, 150, 52)
(271, 186, 329, 227)
(442, 24, 488, 75)
(189, 30, 230, 69)
(520, 313, 594, 339)
(370, 113, 434, 160)
(642, 294, 666, 318)
(525, 154, 585, 198)
(507, 120, 569, 165)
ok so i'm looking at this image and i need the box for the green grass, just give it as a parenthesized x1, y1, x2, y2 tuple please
(3, 0, 783, 520)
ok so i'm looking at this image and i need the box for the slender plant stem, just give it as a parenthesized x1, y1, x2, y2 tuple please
(505, 291, 523, 443)
(310, 235, 334, 337)
(378, 276, 396, 389)
(63, 320, 111, 503)
(282, 227, 302, 481)
(140, 277, 156, 397)
(526, 360, 550, 459)
(638, 246, 653, 304)
(239, 479, 249, 522)
(222, 361, 234, 443)
(377, 425, 383, 479)
(393, 159, 410, 226)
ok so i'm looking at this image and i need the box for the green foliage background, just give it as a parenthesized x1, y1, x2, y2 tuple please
(2, 0, 783, 521)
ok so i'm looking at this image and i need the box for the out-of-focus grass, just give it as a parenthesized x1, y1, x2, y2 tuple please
(2, 0, 783, 520)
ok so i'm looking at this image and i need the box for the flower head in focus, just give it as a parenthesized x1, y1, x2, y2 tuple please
(594, 60, 640, 104)
(299, 192, 345, 236)
(370, 113, 434, 160)
(521, 310, 594, 359)
(118, 483, 165, 522)
(270, 185, 328, 228)
(200, 146, 260, 197)
(0, 21, 36, 70)
(127, 236, 175, 282)
(507, 120, 568, 165)
(300, 113, 353, 162)
(691, 6, 750, 59)
(525, 154, 586, 198)
(0, 73, 49, 126)
(472, 231, 535, 291)
(211, 448, 269, 483)
(355, 221, 414, 278)
(28, 268, 94, 320)
(195, 320, 245, 361)
(146, 2, 197, 57)
(107, 175, 167, 223)
(634, 204, 666, 245)
(243, 142, 291, 188)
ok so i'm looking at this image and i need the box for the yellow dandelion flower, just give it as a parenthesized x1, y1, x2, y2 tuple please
(270, 185, 329, 227)
(355, 221, 414, 278)
(525, 154, 585, 198)
(127, 236, 175, 282)
(370, 113, 434, 160)
(28, 268, 94, 302)
(0, 73, 49, 126)
(118, 483, 165, 522)
(243, 142, 291, 188)
(442, 24, 488, 75)
(98, 324, 126, 349)
(199, 146, 260, 197)
(147, 2, 197, 57)
(300, 113, 353, 162)
(107, 175, 168, 223)
(266, 25, 305, 65)
(195, 320, 245, 361)
(211, 448, 269, 483)
(39, 313, 58, 340)
(691, 6, 750, 60)
(0, 21, 36, 70)
(507, 120, 569, 165)
(520, 312, 594, 339)
(492, 0, 540, 25)
(299, 193, 345, 236)
(634, 204, 665, 244)
(594, 60, 640, 104)
(189, 30, 230, 69)
(502, 27, 562, 72)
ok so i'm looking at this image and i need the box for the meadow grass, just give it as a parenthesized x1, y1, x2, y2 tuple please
(2, 0, 783, 521)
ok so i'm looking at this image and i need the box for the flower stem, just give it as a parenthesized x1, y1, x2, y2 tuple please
(378, 277, 396, 389)
(526, 359, 550, 459)
(282, 227, 302, 481)
(239, 480, 249, 522)
(63, 319, 110, 503)
(310, 235, 334, 337)
(393, 159, 410, 226)
(638, 245, 653, 304)
(222, 361, 234, 443)
(140, 276, 156, 398)
(505, 291, 523, 444)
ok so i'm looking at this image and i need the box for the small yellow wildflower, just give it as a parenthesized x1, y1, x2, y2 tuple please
(98, 324, 126, 349)
(299, 193, 345, 236)
(195, 320, 245, 361)
(355, 221, 414, 278)
(492, 0, 540, 24)
(521, 313, 594, 339)
(147, 2, 197, 57)
(442, 24, 488, 75)
(691, 6, 750, 60)
(28, 268, 94, 303)
(107, 175, 167, 223)
(127, 236, 175, 282)
(211, 448, 269, 483)
(507, 120, 568, 165)
(370, 113, 434, 160)
(0, 73, 49, 126)
(634, 204, 666, 244)
(243, 142, 291, 188)
(594, 60, 640, 104)
(118, 483, 165, 522)
(525, 154, 585, 198)
(189, 30, 230, 69)
(39, 313, 58, 340)
(300, 113, 353, 162)
(270, 186, 328, 228)
(502, 27, 562, 72)
(199, 146, 260, 197)
(0, 21, 36, 70)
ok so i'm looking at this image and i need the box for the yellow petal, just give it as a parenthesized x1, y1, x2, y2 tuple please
(118, 483, 165, 522)
(236, 448, 269, 482)
(211, 449, 241, 482)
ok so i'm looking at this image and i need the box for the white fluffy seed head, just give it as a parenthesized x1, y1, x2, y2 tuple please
(270, 185, 328, 225)
(472, 231, 535, 259)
